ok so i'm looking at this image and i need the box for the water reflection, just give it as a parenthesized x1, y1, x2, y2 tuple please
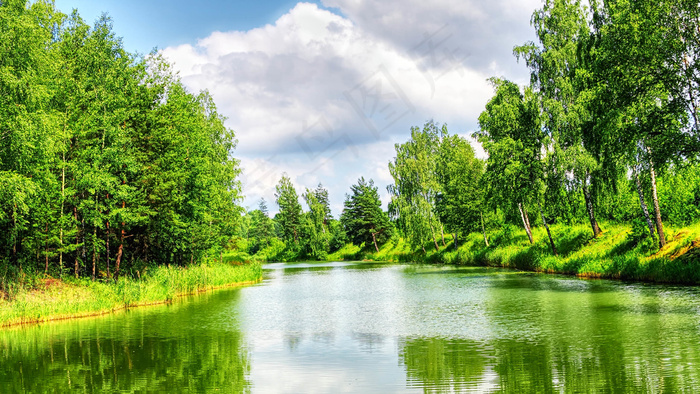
(397, 270, 700, 393)
(0, 291, 251, 393)
(399, 337, 494, 393)
(2, 263, 700, 392)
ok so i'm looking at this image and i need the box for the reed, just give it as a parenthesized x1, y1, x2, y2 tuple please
(0, 261, 262, 328)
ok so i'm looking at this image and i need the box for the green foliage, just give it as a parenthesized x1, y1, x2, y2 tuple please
(0, 1, 242, 279)
(302, 184, 332, 259)
(434, 133, 484, 238)
(247, 199, 274, 255)
(476, 79, 543, 215)
(341, 177, 392, 251)
(388, 121, 445, 251)
(657, 164, 700, 225)
(274, 173, 302, 244)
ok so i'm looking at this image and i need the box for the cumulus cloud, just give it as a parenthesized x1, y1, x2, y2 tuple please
(161, 1, 538, 213)
(321, 0, 540, 76)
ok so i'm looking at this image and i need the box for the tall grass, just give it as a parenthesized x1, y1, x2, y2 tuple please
(0, 260, 262, 327)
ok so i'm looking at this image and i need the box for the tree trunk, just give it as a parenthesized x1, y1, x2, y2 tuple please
(114, 201, 125, 282)
(45, 223, 49, 274)
(683, 57, 700, 134)
(480, 211, 489, 247)
(422, 244, 427, 254)
(524, 206, 533, 235)
(647, 149, 666, 248)
(537, 199, 557, 256)
(59, 151, 65, 276)
(371, 231, 379, 253)
(12, 205, 18, 269)
(428, 221, 439, 251)
(634, 167, 656, 240)
(114, 238, 123, 282)
(74, 206, 79, 278)
(453, 233, 458, 250)
(106, 220, 110, 279)
(440, 224, 446, 247)
(582, 172, 601, 237)
(518, 203, 534, 244)
(92, 226, 97, 281)
(106, 192, 110, 279)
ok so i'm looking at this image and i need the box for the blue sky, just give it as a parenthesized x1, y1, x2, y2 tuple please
(54, 0, 327, 54)
(52, 0, 540, 216)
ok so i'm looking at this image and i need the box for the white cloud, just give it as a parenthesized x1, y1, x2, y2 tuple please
(161, 1, 538, 214)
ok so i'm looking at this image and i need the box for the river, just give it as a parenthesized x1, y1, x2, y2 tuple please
(1, 261, 700, 392)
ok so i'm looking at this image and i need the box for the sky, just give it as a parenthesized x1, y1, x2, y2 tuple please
(53, 0, 540, 216)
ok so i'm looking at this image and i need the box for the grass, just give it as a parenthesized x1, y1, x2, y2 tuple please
(353, 221, 700, 285)
(0, 258, 262, 328)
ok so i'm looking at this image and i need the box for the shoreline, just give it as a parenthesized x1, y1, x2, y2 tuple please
(325, 222, 700, 286)
(0, 261, 263, 328)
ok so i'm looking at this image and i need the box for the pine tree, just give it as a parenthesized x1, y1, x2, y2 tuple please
(341, 177, 392, 252)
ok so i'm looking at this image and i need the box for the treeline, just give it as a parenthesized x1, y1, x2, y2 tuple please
(0, 1, 242, 280)
(391, 0, 700, 255)
(239, 175, 392, 261)
(392, 0, 700, 256)
(471, 0, 700, 253)
(242, 0, 700, 262)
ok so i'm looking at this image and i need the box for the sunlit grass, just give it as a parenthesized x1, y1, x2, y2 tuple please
(355, 221, 700, 285)
(327, 243, 364, 261)
(0, 261, 262, 327)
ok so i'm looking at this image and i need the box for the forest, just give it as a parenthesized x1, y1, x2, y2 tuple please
(238, 0, 700, 270)
(2, 0, 700, 290)
(0, 0, 242, 285)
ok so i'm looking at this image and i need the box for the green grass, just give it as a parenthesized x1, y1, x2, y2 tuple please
(0, 260, 262, 327)
(354, 221, 700, 285)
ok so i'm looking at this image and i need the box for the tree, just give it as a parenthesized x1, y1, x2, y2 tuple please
(0, 2, 244, 278)
(274, 174, 302, 244)
(434, 134, 485, 247)
(388, 121, 444, 252)
(477, 79, 558, 255)
(302, 184, 331, 259)
(341, 177, 392, 252)
(248, 199, 274, 255)
(584, 0, 693, 248)
(515, 0, 603, 237)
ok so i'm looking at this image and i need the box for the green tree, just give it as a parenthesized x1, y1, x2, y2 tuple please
(274, 174, 302, 244)
(248, 198, 274, 255)
(0, 2, 243, 279)
(301, 184, 332, 259)
(515, 0, 603, 237)
(341, 177, 392, 252)
(477, 79, 558, 255)
(388, 121, 444, 252)
(434, 134, 485, 247)
(0, 0, 64, 273)
(584, 0, 693, 248)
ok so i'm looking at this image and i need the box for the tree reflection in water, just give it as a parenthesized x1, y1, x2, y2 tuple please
(0, 291, 251, 393)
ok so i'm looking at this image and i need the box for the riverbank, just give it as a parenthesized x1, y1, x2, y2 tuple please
(0, 260, 262, 327)
(328, 222, 700, 285)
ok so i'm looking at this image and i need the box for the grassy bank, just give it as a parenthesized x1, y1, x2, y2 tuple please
(0, 259, 262, 327)
(328, 222, 700, 285)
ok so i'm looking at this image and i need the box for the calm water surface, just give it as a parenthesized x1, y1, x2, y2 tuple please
(2, 261, 700, 392)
